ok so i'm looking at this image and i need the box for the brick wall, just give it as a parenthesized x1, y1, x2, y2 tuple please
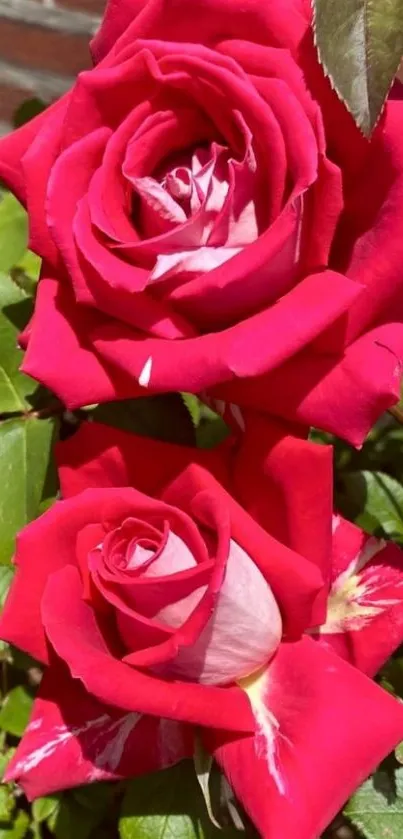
(0, 0, 105, 132)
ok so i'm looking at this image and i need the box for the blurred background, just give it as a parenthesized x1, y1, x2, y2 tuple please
(0, 0, 105, 133)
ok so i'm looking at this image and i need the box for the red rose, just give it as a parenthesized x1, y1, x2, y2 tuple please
(2, 419, 403, 839)
(1, 0, 403, 445)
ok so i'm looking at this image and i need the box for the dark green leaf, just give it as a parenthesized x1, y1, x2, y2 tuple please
(119, 763, 205, 839)
(313, 0, 403, 135)
(195, 410, 228, 450)
(119, 762, 243, 839)
(181, 395, 229, 449)
(0, 685, 33, 737)
(49, 787, 115, 839)
(0, 416, 57, 564)
(13, 98, 45, 129)
(0, 272, 36, 414)
(91, 394, 196, 446)
(345, 767, 403, 837)
(0, 195, 28, 275)
(11, 250, 41, 295)
(337, 470, 403, 540)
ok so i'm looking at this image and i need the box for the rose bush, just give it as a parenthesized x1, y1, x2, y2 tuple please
(2, 418, 403, 839)
(1, 0, 403, 445)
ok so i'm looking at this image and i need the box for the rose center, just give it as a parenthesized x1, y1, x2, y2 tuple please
(125, 138, 259, 283)
(95, 519, 283, 687)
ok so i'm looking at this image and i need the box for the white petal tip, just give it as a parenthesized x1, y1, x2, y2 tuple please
(139, 356, 153, 388)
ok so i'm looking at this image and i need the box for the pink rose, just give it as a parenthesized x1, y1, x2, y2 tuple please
(2, 419, 403, 838)
(1, 0, 403, 444)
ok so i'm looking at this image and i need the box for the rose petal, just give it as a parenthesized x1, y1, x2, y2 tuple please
(91, 0, 308, 65)
(5, 664, 191, 799)
(232, 411, 332, 624)
(312, 516, 403, 676)
(159, 539, 282, 685)
(206, 636, 403, 839)
(21, 272, 143, 409)
(57, 421, 230, 500)
(91, 270, 363, 397)
(0, 490, 111, 663)
(214, 322, 403, 447)
(162, 463, 324, 637)
(41, 564, 254, 732)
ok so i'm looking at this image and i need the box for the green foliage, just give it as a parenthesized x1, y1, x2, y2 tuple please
(0, 189, 62, 838)
(46, 785, 118, 839)
(313, 0, 403, 135)
(181, 395, 229, 449)
(0, 416, 57, 564)
(31, 795, 60, 825)
(338, 470, 403, 542)
(91, 393, 196, 446)
(0, 272, 36, 414)
(119, 763, 207, 839)
(0, 687, 33, 739)
(345, 767, 403, 838)
(119, 761, 243, 839)
(0, 810, 30, 839)
(0, 195, 28, 277)
(13, 99, 45, 130)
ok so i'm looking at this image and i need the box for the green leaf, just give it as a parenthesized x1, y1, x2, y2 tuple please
(0, 810, 30, 839)
(48, 788, 115, 839)
(13, 98, 45, 129)
(313, 0, 403, 135)
(195, 409, 228, 450)
(0, 784, 15, 821)
(0, 748, 15, 781)
(15, 249, 40, 282)
(30, 824, 43, 839)
(0, 272, 36, 414)
(337, 470, 403, 540)
(0, 194, 28, 275)
(91, 394, 196, 446)
(11, 251, 41, 296)
(72, 783, 117, 812)
(0, 416, 57, 564)
(119, 762, 205, 839)
(0, 685, 33, 736)
(32, 796, 61, 824)
(181, 396, 229, 449)
(119, 763, 245, 839)
(181, 394, 202, 427)
(345, 767, 403, 838)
